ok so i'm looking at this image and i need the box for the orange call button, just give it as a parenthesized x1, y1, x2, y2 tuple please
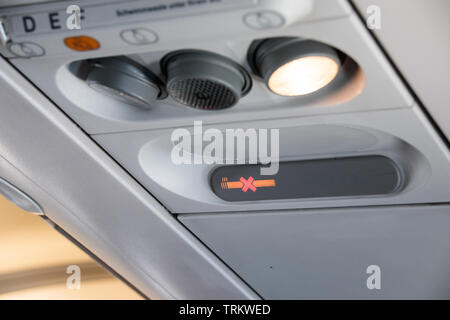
(64, 36, 100, 51)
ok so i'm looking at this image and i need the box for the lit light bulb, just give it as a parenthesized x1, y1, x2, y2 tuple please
(247, 37, 343, 97)
(268, 56, 339, 96)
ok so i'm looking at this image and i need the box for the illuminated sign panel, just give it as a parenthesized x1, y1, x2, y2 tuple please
(220, 177, 276, 192)
(211, 156, 402, 202)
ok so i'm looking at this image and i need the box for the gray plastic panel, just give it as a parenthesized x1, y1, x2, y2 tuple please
(1, 0, 412, 134)
(353, 0, 450, 141)
(0, 57, 258, 299)
(0, 176, 42, 214)
(0, 0, 59, 7)
(180, 205, 450, 299)
(94, 106, 450, 213)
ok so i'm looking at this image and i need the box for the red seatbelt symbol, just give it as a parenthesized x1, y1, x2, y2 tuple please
(240, 176, 256, 192)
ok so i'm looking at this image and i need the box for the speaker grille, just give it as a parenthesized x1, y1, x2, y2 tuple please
(167, 78, 237, 110)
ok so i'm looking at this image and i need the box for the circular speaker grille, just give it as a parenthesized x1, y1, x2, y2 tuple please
(167, 78, 237, 110)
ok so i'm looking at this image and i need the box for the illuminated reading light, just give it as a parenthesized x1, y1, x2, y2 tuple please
(268, 56, 339, 96)
(221, 176, 276, 192)
(247, 37, 342, 97)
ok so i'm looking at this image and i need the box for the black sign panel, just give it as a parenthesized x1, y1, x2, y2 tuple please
(210, 156, 402, 202)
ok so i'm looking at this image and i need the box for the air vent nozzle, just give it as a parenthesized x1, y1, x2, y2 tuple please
(161, 50, 252, 110)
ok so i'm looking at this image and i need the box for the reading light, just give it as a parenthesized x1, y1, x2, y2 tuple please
(161, 50, 252, 110)
(86, 56, 166, 109)
(247, 37, 341, 96)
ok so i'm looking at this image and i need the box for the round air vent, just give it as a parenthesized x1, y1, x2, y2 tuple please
(86, 56, 166, 109)
(160, 50, 252, 110)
